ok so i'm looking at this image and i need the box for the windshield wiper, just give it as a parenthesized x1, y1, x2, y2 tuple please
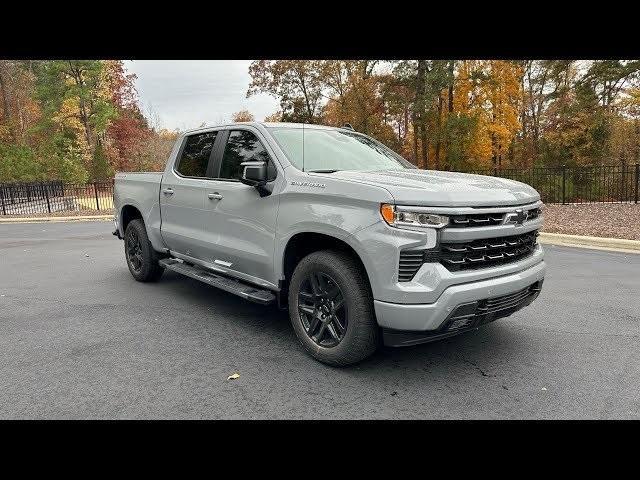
(307, 169, 341, 173)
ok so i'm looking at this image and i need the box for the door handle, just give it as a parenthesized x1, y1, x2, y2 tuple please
(208, 193, 223, 200)
(162, 188, 174, 195)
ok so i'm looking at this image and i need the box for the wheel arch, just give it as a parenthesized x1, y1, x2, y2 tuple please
(119, 204, 144, 234)
(280, 231, 375, 303)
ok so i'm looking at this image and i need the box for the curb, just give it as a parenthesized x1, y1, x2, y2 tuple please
(539, 232, 640, 254)
(0, 215, 112, 224)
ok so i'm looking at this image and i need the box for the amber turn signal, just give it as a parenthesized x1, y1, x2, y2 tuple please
(380, 203, 395, 225)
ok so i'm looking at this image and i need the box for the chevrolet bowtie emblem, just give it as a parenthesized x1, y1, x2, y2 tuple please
(504, 209, 528, 226)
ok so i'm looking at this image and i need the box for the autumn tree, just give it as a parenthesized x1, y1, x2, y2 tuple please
(264, 111, 283, 122)
(247, 60, 324, 123)
(103, 60, 152, 172)
(231, 109, 254, 122)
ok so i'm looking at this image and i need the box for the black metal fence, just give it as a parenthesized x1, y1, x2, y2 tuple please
(0, 181, 114, 216)
(0, 165, 638, 216)
(456, 164, 640, 204)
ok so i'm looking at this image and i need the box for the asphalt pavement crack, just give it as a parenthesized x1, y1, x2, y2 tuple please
(462, 358, 495, 377)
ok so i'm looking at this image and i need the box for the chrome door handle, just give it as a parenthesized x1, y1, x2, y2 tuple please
(162, 188, 174, 195)
(208, 193, 223, 200)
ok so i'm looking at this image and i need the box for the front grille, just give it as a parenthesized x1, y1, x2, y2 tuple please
(398, 230, 538, 281)
(479, 286, 538, 315)
(443, 281, 543, 331)
(448, 213, 505, 228)
(440, 230, 538, 272)
(447, 207, 541, 228)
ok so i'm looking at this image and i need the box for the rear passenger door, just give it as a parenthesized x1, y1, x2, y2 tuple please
(160, 130, 222, 259)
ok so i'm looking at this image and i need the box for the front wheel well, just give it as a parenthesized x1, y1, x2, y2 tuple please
(282, 232, 372, 295)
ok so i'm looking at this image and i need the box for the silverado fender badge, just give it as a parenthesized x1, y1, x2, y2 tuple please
(290, 181, 326, 189)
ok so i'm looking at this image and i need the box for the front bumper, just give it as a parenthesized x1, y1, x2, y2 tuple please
(374, 259, 546, 338)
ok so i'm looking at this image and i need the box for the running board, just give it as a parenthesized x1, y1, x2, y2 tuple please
(159, 258, 276, 305)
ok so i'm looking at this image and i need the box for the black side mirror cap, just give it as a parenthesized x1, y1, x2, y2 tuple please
(240, 160, 272, 197)
(240, 161, 267, 187)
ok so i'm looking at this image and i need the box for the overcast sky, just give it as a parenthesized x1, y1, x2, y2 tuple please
(123, 60, 279, 131)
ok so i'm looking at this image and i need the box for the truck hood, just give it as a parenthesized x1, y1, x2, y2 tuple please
(315, 169, 540, 207)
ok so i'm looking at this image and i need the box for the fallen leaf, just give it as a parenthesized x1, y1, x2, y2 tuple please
(227, 373, 240, 381)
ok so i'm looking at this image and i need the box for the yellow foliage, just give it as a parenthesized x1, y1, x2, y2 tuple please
(453, 60, 523, 166)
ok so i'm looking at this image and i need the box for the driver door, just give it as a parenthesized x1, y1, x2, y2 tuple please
(200, 128, 280, 285)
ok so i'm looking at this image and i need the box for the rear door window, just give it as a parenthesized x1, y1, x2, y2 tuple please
(175, 131, 218, 178)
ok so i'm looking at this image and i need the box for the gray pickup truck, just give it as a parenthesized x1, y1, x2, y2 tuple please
(113, 122, 545, 366)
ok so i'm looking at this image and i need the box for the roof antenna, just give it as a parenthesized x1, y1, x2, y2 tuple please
(343, 123, 355, 131)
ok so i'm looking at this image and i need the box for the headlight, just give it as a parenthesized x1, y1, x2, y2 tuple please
(380, 204, 449, 229)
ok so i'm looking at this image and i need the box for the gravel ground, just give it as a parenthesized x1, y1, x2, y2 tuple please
(542, 203, 640, 240)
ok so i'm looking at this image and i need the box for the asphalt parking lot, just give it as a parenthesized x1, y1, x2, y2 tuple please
(1, 221, 639, 419)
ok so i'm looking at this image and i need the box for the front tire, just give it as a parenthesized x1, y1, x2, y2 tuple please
(288, 250, 378, 366)
(124, 219, 164, 282)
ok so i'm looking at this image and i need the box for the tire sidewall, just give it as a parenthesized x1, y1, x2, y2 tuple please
(288, 251, 376, 365)
(124, 220, 156, 281)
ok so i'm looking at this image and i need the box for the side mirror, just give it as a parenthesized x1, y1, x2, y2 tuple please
(240, 161, 267, 187)
(240, 160, 272, 197)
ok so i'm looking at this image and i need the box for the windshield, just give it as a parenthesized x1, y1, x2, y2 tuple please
(268, 127, 415, 172)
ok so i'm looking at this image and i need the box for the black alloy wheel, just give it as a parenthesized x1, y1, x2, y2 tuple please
(297, 270, 347, 347)
(126, 228, 144, 273)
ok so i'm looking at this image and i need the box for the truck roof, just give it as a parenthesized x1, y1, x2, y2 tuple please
(181, 122, 348, 135)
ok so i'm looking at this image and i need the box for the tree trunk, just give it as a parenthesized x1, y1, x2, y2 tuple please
(416, 60, 429, 169)
(434, 94, 443, 170)
(443, 60, 455, 170)
(411, 112, 418, 165)
(448, 60, 454, 114)
(0, 63, 16, 141)
(420, 124, 429, 169)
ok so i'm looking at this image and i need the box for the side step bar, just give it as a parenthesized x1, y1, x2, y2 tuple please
(159, 258, 276, 305)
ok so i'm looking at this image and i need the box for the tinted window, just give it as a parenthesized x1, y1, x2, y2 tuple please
(220, 130, 271, 180)
(175, 131, 217, 177)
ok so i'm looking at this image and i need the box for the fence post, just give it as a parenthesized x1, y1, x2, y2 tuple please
(94, 182, 100, 211)
(562, 165, 567, 204)
(43, 182, 51, 214)
(1, 188, 5, 215)
(635, 163, 640, 203)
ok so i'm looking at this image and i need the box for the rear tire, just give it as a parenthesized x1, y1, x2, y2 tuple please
(124, 219, 164, 282)
(288, 250, 378, 367)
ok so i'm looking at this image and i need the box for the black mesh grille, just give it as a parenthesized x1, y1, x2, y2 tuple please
(398, 230, 539, 281)
(440, 230, 538, 272)
(443, 281, 543, 331)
